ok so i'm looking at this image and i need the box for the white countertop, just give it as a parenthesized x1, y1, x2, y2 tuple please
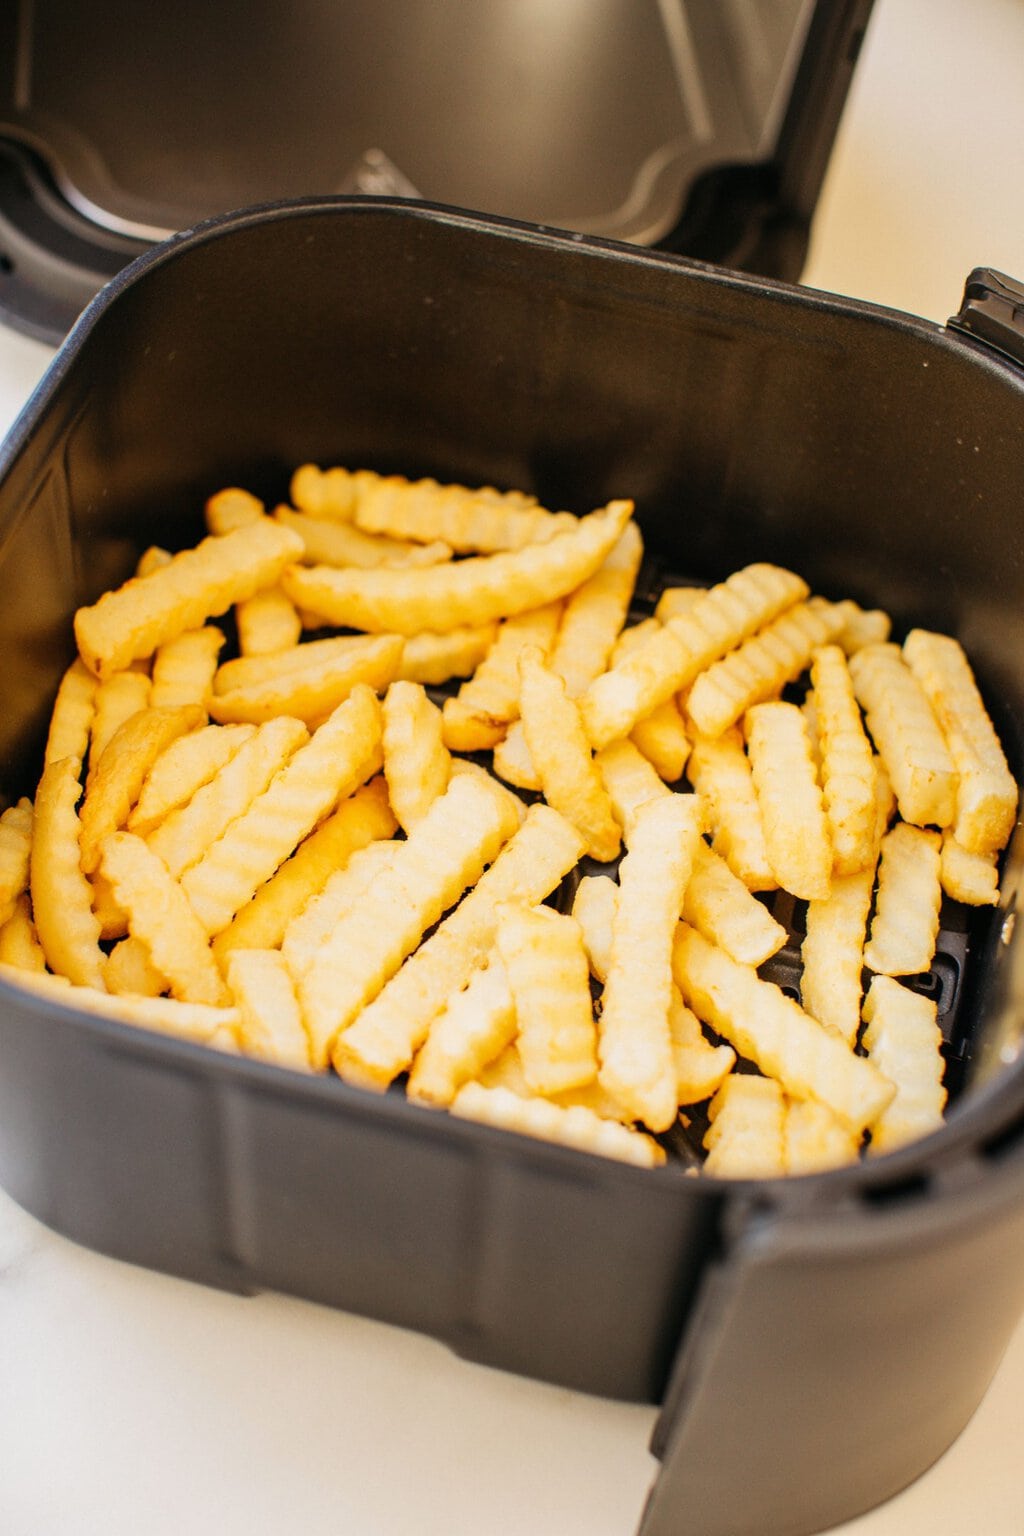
(2, 3, 1024, 1533)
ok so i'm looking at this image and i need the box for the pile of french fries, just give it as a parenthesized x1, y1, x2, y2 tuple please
(0, 465, 1018, 1178)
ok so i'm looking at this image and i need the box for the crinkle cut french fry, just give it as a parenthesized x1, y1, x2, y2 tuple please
(281, 499, 634, 635)
(745, 701, 832, 902)
(290, 463, 361, 519)
(330, 803, 584, 1089)
(703, 1074, 787, 1179)
(598, 794, 704, 1130)
(150, 626, 225, 710)
(518, 645, 622, 863)
(610, 618, 691, 782)
(99, 832, 229, 1006)
(475, 1042, 635, 1125)
(30, 757, 107, 990)
(88, 669, 152, 775)
(205, 486, 264, 535)
(669, 990, 736, 1106)
(181, 685, 385, 936)
(235, 586, 303, 657)
(45, 658, 98, 768)
(348, 471, 573, 553)
(128, 722, 256, 837)
(862, 974, 947, 1155)
(104, 934, 167, 998)
(275, 506, 452, 568)
(207, 634, 403, 728)
(939, 833, 1000, 906)
(407, 957, 516, 1107)
(594, 737, 670, 838)
(800, 863, 876, 1044)
(863, 821, 942, 977)
(784, 1096, 861, 1174)
(442, 601, 562, 752)
(673, 923, 895, 1136)
(683, 842, 788, 967)
(308, 772, 521, 1072)
(685, 600, 837, 740)
(214, 634, 395, 695)
(848, 642, 958, 830)
(213, 776, 397, 961)
(571, 873, 618, 982)
(902, 627, 1018, 854)
(135, 545, 173, 578)
(383, 682, 451, 831)
(0, 893, 47, 973)
(496, 902, 598, 1096)
(395, 624, 497, 686)
(225, 948, 312, 1071)
(280, 839, 399, 982)
(74, 517, 305, 677)
(683, 729, 777, 892)
(0, 798, 34, 926)
(833, 602, 891, 656)
(450, 1082, 666, 1168)
(810, 644, 878, 875)
(0, 963, 238, 1043)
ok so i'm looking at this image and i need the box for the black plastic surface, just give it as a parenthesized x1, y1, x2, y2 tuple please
(2, 201, 1024, 1536)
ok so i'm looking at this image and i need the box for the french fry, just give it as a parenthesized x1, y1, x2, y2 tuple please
(611, 618, 691, 782)
(29, 757, 106, 989)
(939, 833, 1000, 906)
(848, 642, 958, 829)
(275, 506, 452, 568)
(345, 470, 574, 553)
(653, 586, 703, 623)
(703, 1074, 787, 1179)
(382, 682, 451, 831)
(290, 463, 361, 518)
(280, 839, 399, 982)
(862, 974, 947, 1155)
(304, 772, 521, 1070)
(745, 701, 832, 901)
(291, 465, 537, 525)
(0, 798, 34, 926)
(224, 948, 312, 1071)
(0, 893, 47, 973)
(135, 545, 173, 578)
(518, 644, 622, 862)
(669, 991, 736, 1106)
(146, 715, 308, 879)
(235, 586, 303, 657)
(394, 623, 498, 686)
(903, 627, 1018, 854)
(281, 499, 634, 635)
(598, 795, 704, 1130)
(88, 670, 152, 774)
(128, 722, 256, 837)
(330, 803, 584, 1089)
(104, 934, 167, 998)
(475, 1041, 637, 1125)
(213, 776, 397, 961)
(407, 957, 516, 1107)
(810, 644, 878, 874)
(441, 601, 562, 752)
(594, 737, 671, 837)
(149, 626, 225, 710)
(833, 602, 891, 656)
(0, 963, 239, 1042)
(99, 832, 229, 1006)
(79, 704, 206, 874)
(450, 1082, 666, 1168)
(686, 728, 776, 891)
(205, 486, 264, 535)
(207, 633, 403, 727)
(74, 518, 305, 677)
(673, 923, 895, 1136)
(800, 863, 877, 1044)
(181, 685, 385, 935)
(495, 902, 597, 1095)
(571, 873, 618, 982)
(685, 600, 836, 739)
(863, 821, 942, 977)
(447, 757, 528, 827)
(44, 658, 98, 767)
(683, 842, 788, 967)
(214, 634, 393, 694)
(785, 1096, 861, 1174)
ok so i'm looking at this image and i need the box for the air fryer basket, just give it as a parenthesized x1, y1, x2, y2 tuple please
(1, 200, 1024, 1536)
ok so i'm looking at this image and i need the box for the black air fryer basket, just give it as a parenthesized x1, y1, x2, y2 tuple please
(1, 197, 1024, 1536)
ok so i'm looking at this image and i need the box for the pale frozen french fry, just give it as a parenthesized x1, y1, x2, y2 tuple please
(208, 633, 403, 729)
(450, 1082, 666, 1168)
(442, 601, 562, 752)
(205, 486, 264, 535)
(598, 795, 705, 1131)
(99, 831, 229, 1006)
(0, 798, 34, 927)
(225, 948, 313, 1070)
(181, 685, 385, 935)
(810, 643, 878, 874)
(518, 644, 622, 863)
(74, 518, 305, 677)
(939, 833, 1000, 907)
(784, 1095, 861, 1174)
(800, 862, 877, 1044)
(280, 839, 399, 981)
(104, 934, 167, 998)
(848, 642, 958, 830)
(0, 892, 47, 973)
(281, 499, 634, 635)
(149, 625, 225, 710)
(862, 974, 947, 1155)
(128, 722, 256, 837)
(685, 728, 776, 891)
(475, 1041, 636, 1124)
(275, 506, 452, 568)
(0, 964, 238, 1043)
(330, 803, 584, 1089)
(235, 586, 303, 657)
(703, 1074, 787, 1179)
(683, 842, 788, 967)
(407, 957, 516, 1107)
(79, 704, 206, 874)
(686, 600, 836, 739)
(88, 669, 152, 775)
(44, 658, 98, 768)
(903, 627, 1018, 854)
(863, 821, 942, 977)
(382, 682, 452, 831)
(673, 923, 895, 1136)
(745, 701, 832, 902)
(394, 624, 498, 686)
(594, 737, 670, 837)
(495, 902, 598, 1096)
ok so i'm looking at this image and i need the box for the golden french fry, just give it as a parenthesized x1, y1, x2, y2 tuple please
(207, 633, 403, 727)
(330, 803, 584, 1089)
(346, 470, 573, 553)
(800, 863, 877, 1044)
(833, 602, 891, 656)
(686, 600, 837, 740)
(79, 704, 206, 874)
(0, 963, 238, 1043)
(450, 1082, 666, 1167)
(669, 990, 736, 1106)
(99, 832, 228, 1005)
(863, 821, 942, 977)
(275, 506, 452, 568)
(281, 499, 634, 635)
(205, 486, 264, 535)
(630, 699, 691, 784)
(442, 600, 562, 752)
(88, 670, 152, 775)
(474, 1041, 636, 1125)
(686, 728, 776, 891)
(518, 644, 621, 862)
(784, 1095, 861, 1174)
(104, 934, 167, 998)
(862, 974, 947, 1155)
(745, 701, 832, 901)
(213, 776, 397, 961)
(571, 872, 618, 982)
(395, 623, 498, 686)
(673, 923, 895, 1136)
(406, 957, 516, 1107)
(30, 757, 106, 989)
(290, 463, 361, 518)
(44, 658, 98, 768)
(494, 902, 597, 1096)
(150, 626, 225, 710)
(598, 795, 704, 1130)
(214, 634, 391, 695)
(304, 772, 521, 1071)
(280, 839, 399, 982)
(0, 892, 47, 973)
(235, 586, 303, 657)
(903, 627, 1018, 854)
(128, 722, 256, 837)
(810, 644, 878, 874)
(0, 798, 34, 927)
(848, 642, 958, 829)
(683, 842, 788, 967)
(89, 870, 129, 942)
(703, 1074, 787, 1179)
(939, 833, 1000, 906)
(593, 737, 671, 837)
(224, 948, 312, 1070)
(74, 518, 304, 677)
(653, 586, 703, 623)
(182, 685, 384, 935)
(135, 545, 173, 578)
(147, 715, 308, 879)
(382, 682, 451, 831)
